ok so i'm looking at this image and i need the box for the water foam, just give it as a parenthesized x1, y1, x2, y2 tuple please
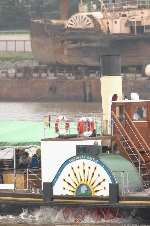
(0, 207, 139, 225)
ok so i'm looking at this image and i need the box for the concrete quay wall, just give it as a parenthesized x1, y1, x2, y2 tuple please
(0, 78, 101, 102)
(0, 76, 150, 102)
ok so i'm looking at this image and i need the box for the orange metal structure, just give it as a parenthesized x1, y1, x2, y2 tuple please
(59, 0, 69, 19)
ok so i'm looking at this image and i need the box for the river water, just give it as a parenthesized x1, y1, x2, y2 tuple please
(0, 207, 141, 226)
(0, 101, 101, 121)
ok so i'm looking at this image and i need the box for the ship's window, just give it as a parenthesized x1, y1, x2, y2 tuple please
(114, 21, 117, 24)
(133, 106, 147, 121)
(136, 26, 144, 34)
(76, 145, 102, 156)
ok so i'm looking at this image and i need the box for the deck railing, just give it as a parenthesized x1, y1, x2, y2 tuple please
(112, 170, 129, 195)
(0, 167, 131, 195)
(0, 167, 41, 192)
(43, 113, 104, 137)
(103, 0, 150, 11)
(0, 40, 31, 52)
(82, 0, 150, 12)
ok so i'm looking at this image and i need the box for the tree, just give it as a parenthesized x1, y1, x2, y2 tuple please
(0, 0, 30, 29)
(0, 0, 79, 30)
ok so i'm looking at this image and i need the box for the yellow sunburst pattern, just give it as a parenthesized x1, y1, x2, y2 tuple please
(62, 161, 106, 196)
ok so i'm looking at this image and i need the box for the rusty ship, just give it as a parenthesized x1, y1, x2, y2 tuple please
(31, 0, 150, 73)
(2, 0, 150, 102)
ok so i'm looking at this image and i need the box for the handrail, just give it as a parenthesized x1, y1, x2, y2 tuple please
(28, 169, 41, 181)
(112, 111, 145, 162)
(112, 117, 140, 163)
(112, 170, 129, 195)
(103, 0, 150, 11)
(27, 168, 42, 191)
(115, 136, 134, 163)
(125, 111, 150, 159)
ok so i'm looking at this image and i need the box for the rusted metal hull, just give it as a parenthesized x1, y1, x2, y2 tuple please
(31, 20, 150, 68)
(31, 21, 99, 66)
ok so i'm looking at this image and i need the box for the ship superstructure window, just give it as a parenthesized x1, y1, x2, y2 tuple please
(80, 0, 101, 11)
(133, 106, 147, 121)
(76, 145, 102, 156)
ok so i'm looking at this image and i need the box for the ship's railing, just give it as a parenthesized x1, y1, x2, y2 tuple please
(0, 40, 31, 52)
(79, 0, 150, 13)
(43, 112, 106, 137)
(0, 167, 41, 192)
(26, 168, 42, 192)
(103, 0, 150, 11)
(112, 170, 129, 196)
(0, 167, 130, 195)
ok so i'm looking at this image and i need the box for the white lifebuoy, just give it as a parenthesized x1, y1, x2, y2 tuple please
(55, 115, 70, 133)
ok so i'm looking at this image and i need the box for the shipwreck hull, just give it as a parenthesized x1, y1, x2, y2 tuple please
(31, 20, 150, 69)
(31, 21, 99, 66)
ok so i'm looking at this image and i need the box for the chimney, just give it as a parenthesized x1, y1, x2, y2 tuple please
(59, 0, 69, 20)
(100, 55, 122, 134)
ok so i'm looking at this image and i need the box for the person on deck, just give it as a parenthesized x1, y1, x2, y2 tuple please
(19, 152, 30, 169)
(31, 154, 39, 169)
(112, 94, 118, 101)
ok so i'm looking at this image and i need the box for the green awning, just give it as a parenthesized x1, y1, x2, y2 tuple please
(0, 119, 102, 146)
(0, 120, 78, 146)
(0, 120, 55, 146)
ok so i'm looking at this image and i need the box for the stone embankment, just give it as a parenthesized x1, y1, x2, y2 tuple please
(0, 65, 149, 102)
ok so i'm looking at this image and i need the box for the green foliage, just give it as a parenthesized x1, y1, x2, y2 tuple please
(0, 0, 79, 30)
(0, 0, 30, 30)
(0, 52, 33, 61)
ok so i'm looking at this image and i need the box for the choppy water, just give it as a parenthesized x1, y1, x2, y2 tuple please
(0, 207, 141, 225)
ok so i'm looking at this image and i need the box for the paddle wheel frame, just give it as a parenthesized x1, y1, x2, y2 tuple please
(62, 207, 121, 223)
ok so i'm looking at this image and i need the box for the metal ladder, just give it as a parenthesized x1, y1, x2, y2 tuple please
(112, 110, 150, 188)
